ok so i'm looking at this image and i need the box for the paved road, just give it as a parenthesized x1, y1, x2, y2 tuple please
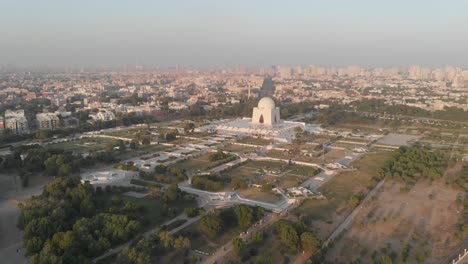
(179, 182, 291, 213)
(323, 179, 385, 247)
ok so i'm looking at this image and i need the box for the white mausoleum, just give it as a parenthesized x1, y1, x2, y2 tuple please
(251, 97, 281, 126)
(214, 97, 321, 143)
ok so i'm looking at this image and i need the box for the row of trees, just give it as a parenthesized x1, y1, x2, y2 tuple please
(116, 230, 191, 264)
(191, 174, 226, 192)
(139, 165, 187, 184)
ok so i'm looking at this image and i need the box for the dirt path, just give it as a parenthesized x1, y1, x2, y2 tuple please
(0, 173, 49, 264)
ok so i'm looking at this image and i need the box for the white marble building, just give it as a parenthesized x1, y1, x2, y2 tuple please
(251, 97, 281, 126)
(215, 97, 308, 143)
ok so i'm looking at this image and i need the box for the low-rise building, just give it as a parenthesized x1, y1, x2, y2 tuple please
(91, 109, 116, 121)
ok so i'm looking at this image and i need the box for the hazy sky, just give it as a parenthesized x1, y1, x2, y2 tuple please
(1, 0, 468, 68)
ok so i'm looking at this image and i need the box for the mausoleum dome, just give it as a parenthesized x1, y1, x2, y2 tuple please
(257, 97, 275, 109)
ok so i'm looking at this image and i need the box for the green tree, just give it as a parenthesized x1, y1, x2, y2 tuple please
(130, 139, 139, 150)
(232, 237, 245, 256)
(348, 194, 362, 208)
(173, 236, 191, 249)
(234, 205, 254, 229)
(198, 212, 222, 238)
(183, 122, 195, 133)
(300, 232, 320, 254)
(274, 221, 299, 250)
(162, 184, 180, 203)
(378, 255, 393, 264)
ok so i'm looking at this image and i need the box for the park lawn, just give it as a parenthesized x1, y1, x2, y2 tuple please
(176, 158, 209, 171)
(293, 199, 340, 222)
(46, 138, 119, 154)
(115, 144, 168, 159)
(105, 129, 138, 139)
(263, 174, 304, 189)
(168, 137, 193, 145)
(176, 153, 236, 171)
(187, 131, 217, 138)
(293, 148, 347, 164)
(239, 187, 282, 203)
(237, 137, 272, 146)
(319, 151, 392, 201)
(293, 151, 393, 222)
(266, 149, 292, 159)
(224, 144, 258, 154)
(222, 160, 287, 186)
(287, 164, 320, 177)
(244, 160, 287, 170)
(281, 143, 311, 150)
(222, 164, 259, 182)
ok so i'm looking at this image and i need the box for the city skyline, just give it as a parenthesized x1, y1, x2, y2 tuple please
(1, 0, 468, 68)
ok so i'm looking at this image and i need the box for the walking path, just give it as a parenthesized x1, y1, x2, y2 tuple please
(93, 213, 202, 263)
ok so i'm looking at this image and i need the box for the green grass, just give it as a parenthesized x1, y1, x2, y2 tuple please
(115, 144, 168, 159)
(46, 138, 119, 154)
(239, 188, 282, 203)
(266, 149, 292, 159)
(293, 151, 393, 221)
(287, 164, 320, 177)
(222, 164, 259, 181)
(264, 174, 304, 189)
(187, 131, 216, 138)
(293, 199, 339, 222)
(222, 160, 286, 184)
(176, 153, 236, 171)
(245, 160, 287, 169)
(224, 144, 258, 154)
(320, 151, 392, 201)
(237, 137, 271, 146)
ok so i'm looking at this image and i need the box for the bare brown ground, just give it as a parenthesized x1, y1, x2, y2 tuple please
(0, 173, 49, 264)
(325, 180, 465, 264)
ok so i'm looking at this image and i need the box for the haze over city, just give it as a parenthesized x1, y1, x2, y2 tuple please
(1, 0, 468, 68)
(0, 2, 467, 264)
